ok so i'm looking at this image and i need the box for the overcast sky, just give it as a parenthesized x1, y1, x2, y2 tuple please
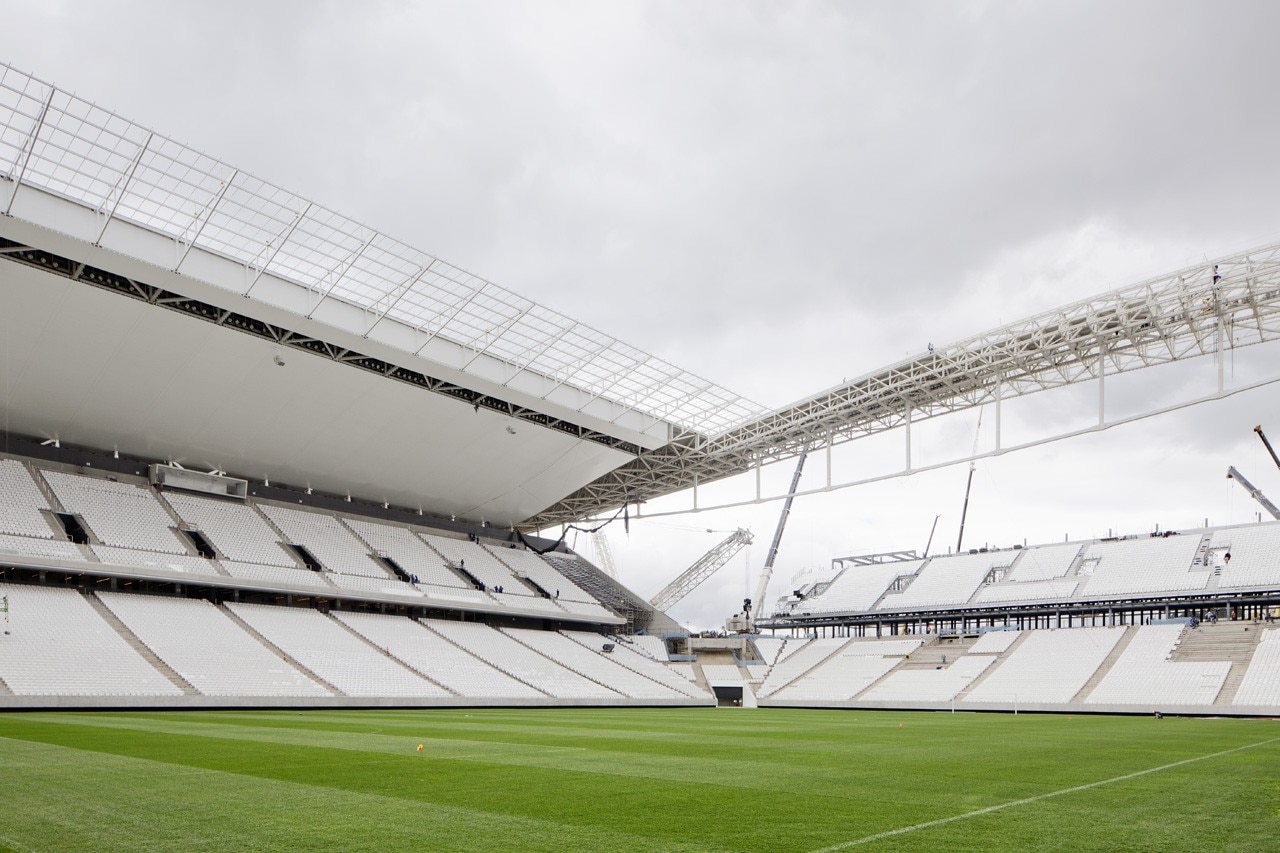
(5, 1, 1280, 629)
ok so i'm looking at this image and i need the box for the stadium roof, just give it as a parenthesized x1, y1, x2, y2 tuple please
(0, 63, 765, 438)
(3, 62, 1280, 530)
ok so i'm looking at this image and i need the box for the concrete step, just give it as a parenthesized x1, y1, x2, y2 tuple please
(219, 604, 342, 696)
(1171, 623, 1263, 662)
(85, 591, 199, 695)
(897, 637, 977, 670)
(1208, 622, 1269, 701)
(954, 631, 1031, 701)
(327, 613, 457, 696)
(1072, 627, 1136, 702)
(416, 621, 550, 697)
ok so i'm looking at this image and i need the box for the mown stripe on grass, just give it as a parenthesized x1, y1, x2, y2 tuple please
(5, 712, 912, 801)
(809, 735, 1280, 852)
(0, 736, 723, 853)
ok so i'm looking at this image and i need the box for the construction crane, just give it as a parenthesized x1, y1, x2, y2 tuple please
(1256, 425, 1280, 471)
(734, 454, 807, 633)
(648, 528, 754, 613)
(956, 408, 984, 553)
(587, 530, 620, 579)
(1226, 466, 1280, 520)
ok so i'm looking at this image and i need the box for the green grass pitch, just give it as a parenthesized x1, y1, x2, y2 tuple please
(0, 707, 1277, 851)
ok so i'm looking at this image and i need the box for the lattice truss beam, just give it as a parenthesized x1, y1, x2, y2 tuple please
(648, 528, 754, 612)
(528, 242, 1280, 528)
(0, 63, 762, 436)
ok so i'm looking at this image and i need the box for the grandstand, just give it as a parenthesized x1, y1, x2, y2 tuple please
(2, 61, 1280, 717)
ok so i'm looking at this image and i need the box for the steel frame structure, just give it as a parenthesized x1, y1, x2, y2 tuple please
(648, 528, 754, 612)
(529, 241, 1280, 527)
(0, 63, 762, 436)
(4, 64, 1280, 531)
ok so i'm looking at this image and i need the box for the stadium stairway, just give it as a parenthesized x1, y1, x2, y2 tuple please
(218, 604, 341, 695)
(1070, 627, 1140, 703)
(28, 462, 66, 515)
(1172, 622, 1268, 703)
(327, 613, 458, 696)
(418, 622, 551, 697)
(845, 637, 978, 700)
(0, 674, 12, 695)
(760, 639, 854, 697)
(952, 631, 1031, 702)
(691, 651, 737, 692)
(499, 628, 627, 695)
(895, 637, 978, 670)
(84, 592, 199, 695)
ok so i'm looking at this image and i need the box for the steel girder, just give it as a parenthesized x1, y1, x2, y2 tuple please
(526, 240, 1280, 529)
(648, 528, 755, 612)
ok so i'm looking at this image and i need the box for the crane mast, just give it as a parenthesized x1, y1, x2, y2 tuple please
(1226, 467, 1280, 520)
(648, 528, 754, 612)
(956, 409, 984, 553)
(743, 454, 807, 631)
(1256, 425, 1280, 472)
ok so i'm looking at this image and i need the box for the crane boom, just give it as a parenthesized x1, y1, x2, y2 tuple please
(956, 408, 984, 552)
(747, 454, 806, 629)
(1226, 466, 1280, 520)
(1256, 425, 1280, 472)
(649, 528, 754, 612)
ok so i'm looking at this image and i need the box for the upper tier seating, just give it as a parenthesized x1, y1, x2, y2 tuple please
(554, 597, 617, 619)
(1005, 542, 1082, 581)
(502, 628, 685, 699)
(967, 630, 1021, 654)
(1078, 536, 1205, 597)
(877, 552, 1006, 611)
(163, 491, 297, 566)
(0, 459, 55, 538)
(221, 560, 334, 588)
(1233, 629, 1280, 706)
(259, 504, 392, 578)
(334, 611, 542, 699)
(92, 545, 222, 576)
(492, 591, 566, 615)
(418, 532, 524, 593)
(422, 619, 620, 699)
(414, 584, 494, 608)
(859, 654, 996, 703)
(327, 571, 423, 598)
(1213, 524, 1280, 589)
(43, 470, 188, 554)
(485, 546, 594, 601)
(99, 592, 330, 696)
(0, 532, 86, 561)
(963, 627, 1124, 704)
(226, 602, 449, 697)
(1085, 625, 1229, 706)
(973, 578, 1082, 605)
(343, 517, 472, 589)
(796, 562, 916, 614)
(0, 582, 181, 696)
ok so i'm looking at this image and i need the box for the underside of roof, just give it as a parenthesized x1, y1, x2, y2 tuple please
(3, 62, 1280, 530)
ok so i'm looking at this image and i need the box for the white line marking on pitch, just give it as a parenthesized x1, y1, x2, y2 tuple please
(810, 735, 1280, 852)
